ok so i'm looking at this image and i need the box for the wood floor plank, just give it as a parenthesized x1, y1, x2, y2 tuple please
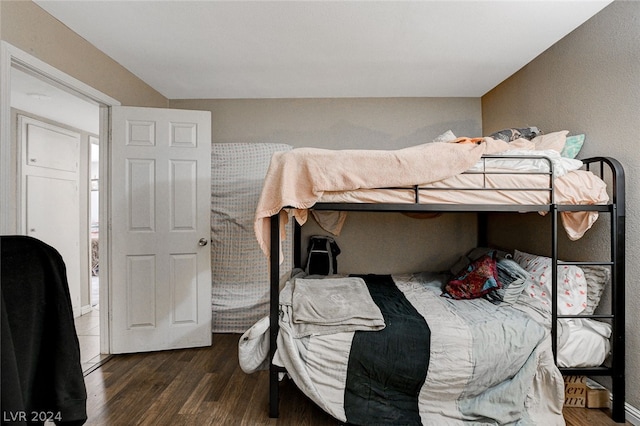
(179, 373, 218, 416)
(241, 376, 279, 426)
(139, 369, 206, 423)
(83, 333, 628, 425)
(207, 367, 259, 424)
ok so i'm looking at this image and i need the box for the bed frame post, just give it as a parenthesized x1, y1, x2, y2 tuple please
(550, 204, 558, 361)
(611, 204, 626, 423)
(609, 158, 626, 423)
(269, 213, 280, 418)
(294, 221, 302, 268)
(577, 157, 625, 423)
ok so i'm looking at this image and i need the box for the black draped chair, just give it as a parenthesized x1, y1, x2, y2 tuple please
(1, 235, 87, 426)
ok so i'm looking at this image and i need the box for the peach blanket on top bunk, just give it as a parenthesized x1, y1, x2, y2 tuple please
(254, 138, 515, 256)
(253, 138, 608, 259)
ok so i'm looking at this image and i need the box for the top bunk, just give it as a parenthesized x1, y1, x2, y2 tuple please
(310, 155, 622, 214)
(254, 131, 625, 256)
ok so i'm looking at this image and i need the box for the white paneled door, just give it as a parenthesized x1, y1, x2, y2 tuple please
(110, 106, 212, 353)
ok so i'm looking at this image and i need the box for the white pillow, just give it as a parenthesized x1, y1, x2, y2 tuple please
(238, 316, 270, 374)
(432, 130, 457, 143)
(513, 250, 587, 315)
(467, 148, 582, 177)
(531, 130, 569, 153)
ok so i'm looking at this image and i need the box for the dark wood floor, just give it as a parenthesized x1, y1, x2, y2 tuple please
(84, 333, 628, 425)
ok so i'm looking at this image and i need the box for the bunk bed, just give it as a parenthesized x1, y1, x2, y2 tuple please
(246, 136, 625, 424)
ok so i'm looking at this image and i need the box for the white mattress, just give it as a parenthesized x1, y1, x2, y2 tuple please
(210, 143, 293, 332)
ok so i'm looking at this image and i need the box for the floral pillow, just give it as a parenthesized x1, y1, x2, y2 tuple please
(513, 250, 587, 315)
(443, 254, 501, 300)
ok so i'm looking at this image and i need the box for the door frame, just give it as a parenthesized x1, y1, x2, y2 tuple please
(0, 41, 120, 354)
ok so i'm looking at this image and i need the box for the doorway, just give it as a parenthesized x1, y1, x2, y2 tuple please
(14, 94, 104, 374)
(1, 40, 121, 363)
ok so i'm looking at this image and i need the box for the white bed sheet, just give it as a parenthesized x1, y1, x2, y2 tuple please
(557, 318, 612, 368)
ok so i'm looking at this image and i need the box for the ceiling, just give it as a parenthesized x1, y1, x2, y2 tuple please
(32, 0, 613, 100)
(11, 67, 100, 134)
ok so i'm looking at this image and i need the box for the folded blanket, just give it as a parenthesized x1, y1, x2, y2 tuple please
(291, 277, 385, 338)
(255, 139, 515, 259)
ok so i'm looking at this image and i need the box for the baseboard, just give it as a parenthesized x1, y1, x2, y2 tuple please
(80, 304, 93, 316)
(626, 402, 640, 425)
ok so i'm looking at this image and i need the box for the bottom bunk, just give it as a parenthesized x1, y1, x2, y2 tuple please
(239, 242, 622, 425)
(241, 269, 566, 425)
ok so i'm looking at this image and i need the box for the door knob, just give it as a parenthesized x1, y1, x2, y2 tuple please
(198, 238, 208, 246)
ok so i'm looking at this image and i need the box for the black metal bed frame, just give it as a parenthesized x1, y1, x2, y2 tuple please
(267, 156, 626, 423)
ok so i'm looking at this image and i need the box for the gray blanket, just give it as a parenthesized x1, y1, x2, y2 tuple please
(290, 277, 385, 338)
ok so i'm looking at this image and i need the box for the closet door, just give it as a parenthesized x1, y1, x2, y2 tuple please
(110, 106, 212, 354)
(19, 115, 83, 317)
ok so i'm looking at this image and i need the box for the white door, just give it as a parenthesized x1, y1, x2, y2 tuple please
(19, 116, 83, 317)
(110, 106, 212, 353)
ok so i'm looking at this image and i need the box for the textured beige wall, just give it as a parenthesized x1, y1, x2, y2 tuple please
(1, 0, 167, 107)
(483, 0, 640, 410)
(170, 97, 480, 149)
(172, 97, 482, 273)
